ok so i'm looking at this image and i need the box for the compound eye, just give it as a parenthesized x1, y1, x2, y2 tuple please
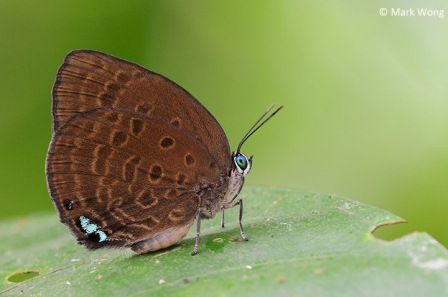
(235, 154, 248, 171)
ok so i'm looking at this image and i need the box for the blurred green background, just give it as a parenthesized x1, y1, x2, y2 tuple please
(0, 1, 447, 247)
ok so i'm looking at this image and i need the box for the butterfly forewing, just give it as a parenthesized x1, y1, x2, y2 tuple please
(46, 108, 222, 249)
(52, 50, 231, 168)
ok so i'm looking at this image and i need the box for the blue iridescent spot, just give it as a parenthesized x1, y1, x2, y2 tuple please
(96, 230, 107, 242)
(79, 215, 98, 233)
(79, 216, 107, 242)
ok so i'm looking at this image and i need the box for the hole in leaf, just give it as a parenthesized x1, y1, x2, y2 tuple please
(372, 221, 410, 241)
(7, 270, 40, 283)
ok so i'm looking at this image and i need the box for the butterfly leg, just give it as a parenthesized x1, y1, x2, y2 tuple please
(191, 208, 202, 256)
(237, 199, 249, 241)
(221, 210, 225, 228)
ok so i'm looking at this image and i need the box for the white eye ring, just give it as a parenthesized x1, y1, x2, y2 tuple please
(233, 153, 251, 175)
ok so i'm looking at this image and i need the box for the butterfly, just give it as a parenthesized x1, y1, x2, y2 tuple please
(46, 50, 282, 255)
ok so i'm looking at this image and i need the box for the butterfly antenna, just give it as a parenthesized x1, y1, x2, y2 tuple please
(237, 104, 283, 152)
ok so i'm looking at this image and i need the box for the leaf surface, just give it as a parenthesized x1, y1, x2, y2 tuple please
(1, 187, 447, 296)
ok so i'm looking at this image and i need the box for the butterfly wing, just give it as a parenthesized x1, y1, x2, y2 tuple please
(46, 108, 222, 249)
(52, 50, 231, 169)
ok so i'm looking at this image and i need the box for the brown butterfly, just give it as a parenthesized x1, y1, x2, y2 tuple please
(46, 50, 282, 255)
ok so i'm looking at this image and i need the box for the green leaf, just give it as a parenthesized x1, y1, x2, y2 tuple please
(1, 187, 447, 296)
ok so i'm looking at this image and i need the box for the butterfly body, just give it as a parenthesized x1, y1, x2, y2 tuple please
(46, 50, 280, 255)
